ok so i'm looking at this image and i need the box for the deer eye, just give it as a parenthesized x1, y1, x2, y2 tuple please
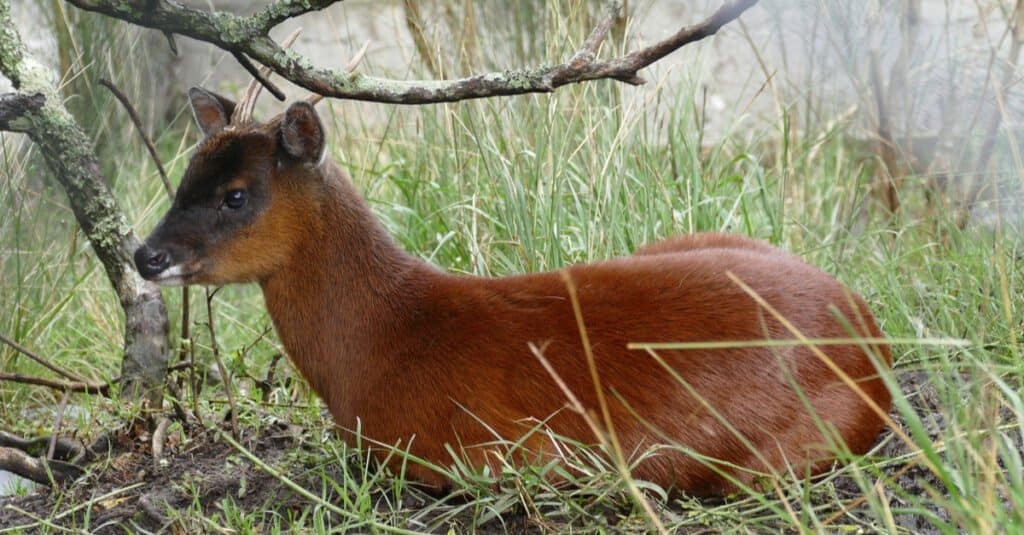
(223, 189, 247, 210)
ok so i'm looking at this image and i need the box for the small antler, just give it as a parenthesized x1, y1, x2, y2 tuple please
(307, 40, 370, 107)
(231, 28, 304, 125)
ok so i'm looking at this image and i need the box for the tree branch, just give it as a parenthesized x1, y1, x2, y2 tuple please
(250, 0, 338, 34)
(0, 447, 84, 486)
(0, 431, 87, 463)
(0, 362, 192, 397)
(570, 0, 625, 67)
(0, 372, 109, 395)
(0, 92, 44, 129)
(231, 51, 285, 101)
(65, 0, 758, 104)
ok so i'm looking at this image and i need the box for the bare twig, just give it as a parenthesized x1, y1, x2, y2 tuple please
(251, 0, 336, 33)
(47, 390, 71, 461)
(164, 378, 193, 423)
(0, 362, 188, 397)
(206, 287, 239, 439)
(259, 352, 285, 403)
(0, 372, 109, 394)
(0, 332, 89, 383)
(66, 0, 758, 104)
(98, 78, 172, 197)
(232, 51, 285, 101)
(570, 0, 625, 67)
(177, 286, 191, 384)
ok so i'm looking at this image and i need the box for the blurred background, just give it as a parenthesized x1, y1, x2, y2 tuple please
(10, 0, 1023, 230)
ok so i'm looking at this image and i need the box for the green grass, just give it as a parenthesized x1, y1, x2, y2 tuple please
(2, 2, 1024, 533)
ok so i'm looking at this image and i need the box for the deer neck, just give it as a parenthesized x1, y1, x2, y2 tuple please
(259, 162, 428, 402)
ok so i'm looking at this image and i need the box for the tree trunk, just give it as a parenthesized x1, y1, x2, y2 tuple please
(0, 0, 168, 407)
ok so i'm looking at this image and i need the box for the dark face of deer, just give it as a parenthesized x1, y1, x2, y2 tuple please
(134, 88, 326, 286)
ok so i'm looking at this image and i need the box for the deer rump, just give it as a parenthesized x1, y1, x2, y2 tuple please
(135, 88, 892, 497)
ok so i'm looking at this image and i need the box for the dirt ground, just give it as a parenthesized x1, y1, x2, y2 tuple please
(0, 371, 978, 533)
(0, 415, 540, 533)
(0, 420, 311, 532)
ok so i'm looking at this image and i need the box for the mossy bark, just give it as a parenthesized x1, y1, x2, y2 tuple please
(0, 0, 168, 407)
(64, 0, 757, 104)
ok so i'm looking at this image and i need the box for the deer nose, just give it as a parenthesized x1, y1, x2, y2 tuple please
(134, 244, 170, 279)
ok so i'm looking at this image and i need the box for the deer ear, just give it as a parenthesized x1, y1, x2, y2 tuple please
(280, 101, 325, 164)
(188, 87, 236, 137)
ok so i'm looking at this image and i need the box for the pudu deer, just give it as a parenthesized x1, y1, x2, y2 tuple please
(134, 87, 892, 497)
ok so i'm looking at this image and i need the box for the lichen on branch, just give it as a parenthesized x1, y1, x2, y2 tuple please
(64, 0, 758, 104)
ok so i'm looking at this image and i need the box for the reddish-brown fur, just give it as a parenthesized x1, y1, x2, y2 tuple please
(135, 89, 893, 497)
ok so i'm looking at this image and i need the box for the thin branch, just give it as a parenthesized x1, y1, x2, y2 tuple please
(47, 390, 72, 461)
(98, 78, 195, 414)
(164, 378, 193, 423)
(98, 78, 172, 197)
(613, 0, 758, 77)
(232, 51, 285, 101)
(0, 332, 90, 383)
(65, 0, 758, 104)
(206, 287, 239, 439)
(259, 352, 284, 403)
(570, 0, 624, 67)
(0, 362, 190, 396)
(250, 0, 338, 34)
(0, 372, 109, 395)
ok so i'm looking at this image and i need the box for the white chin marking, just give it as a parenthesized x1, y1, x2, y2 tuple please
(155, 276, 186, 287)
(153, 265, 189, 287)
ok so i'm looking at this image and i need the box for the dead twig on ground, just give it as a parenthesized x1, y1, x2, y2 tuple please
(0, 447, 84, 486)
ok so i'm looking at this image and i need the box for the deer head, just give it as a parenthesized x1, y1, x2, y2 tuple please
(134, 87, 328, 286)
